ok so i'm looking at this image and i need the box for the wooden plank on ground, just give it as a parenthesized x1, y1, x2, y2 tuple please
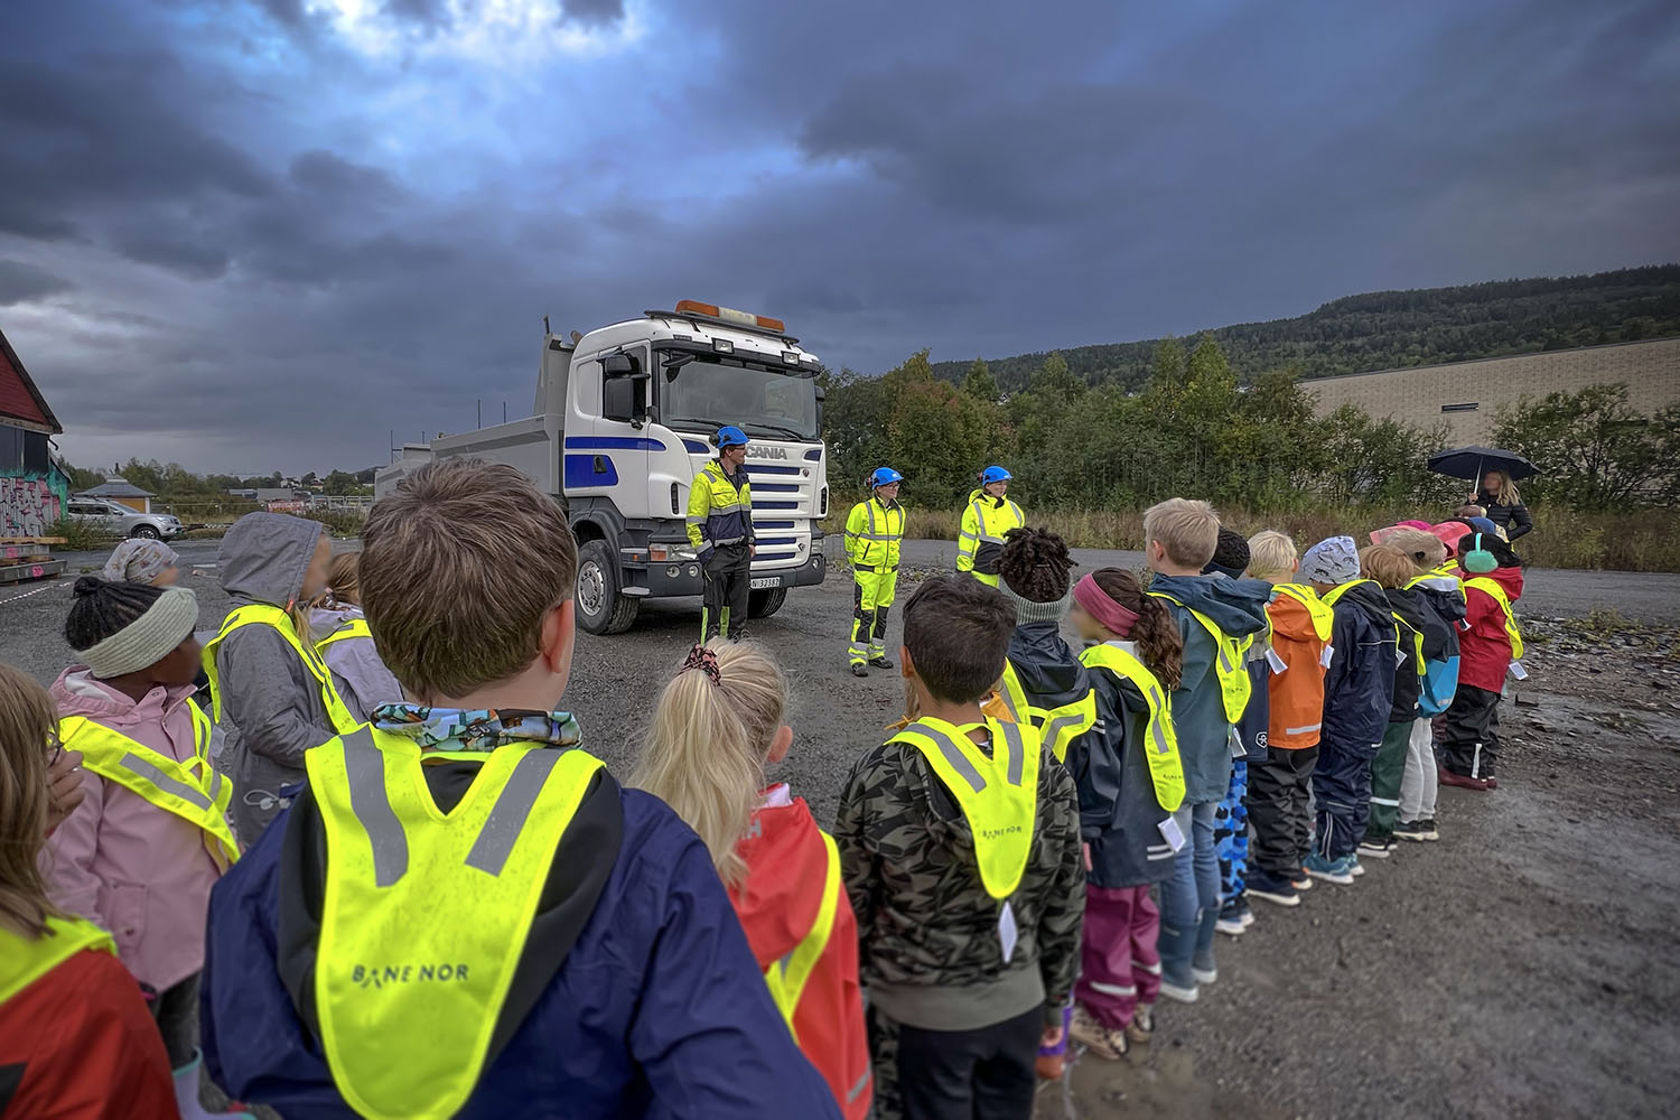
(0, 559, 66, 585)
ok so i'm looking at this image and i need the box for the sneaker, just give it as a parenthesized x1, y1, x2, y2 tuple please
(1215, 900, 1247, 937)
(868, 655, 895, 669)
(1439, 765, 1491, 791)
(1484, 776, 1499, 789)
(850, 664, 868, 678)
(1419, 818, 1440, 841)
(1303, 853, 1355, 885)
(1358, 837, 1394, 859)
(1349, 856, 1366, 878)
(1070, 1006, 1128, 1060)
(1192, 964, 1218, 985)
(1293, 873, 1313, 892)
(1127, 1003, 1155, 1044)
(1394, 819, 1432, 842)
(1158, 978, 1198, 1004)
(1246, 870, 1301, 907)
(1238, 902, 1257, 929)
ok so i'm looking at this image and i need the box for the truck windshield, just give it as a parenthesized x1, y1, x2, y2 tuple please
(660, 357, 819, 441)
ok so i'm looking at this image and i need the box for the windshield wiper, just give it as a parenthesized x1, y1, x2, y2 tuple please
(747, 423, 810, 441)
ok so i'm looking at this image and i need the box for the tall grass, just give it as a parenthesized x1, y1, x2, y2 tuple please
(822, 504, 1680, 572)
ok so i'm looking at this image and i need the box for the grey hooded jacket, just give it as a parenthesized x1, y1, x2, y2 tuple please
(212, 513, 334, 846)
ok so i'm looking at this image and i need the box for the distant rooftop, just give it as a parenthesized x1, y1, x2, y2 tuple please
(79, 476, 154, 499)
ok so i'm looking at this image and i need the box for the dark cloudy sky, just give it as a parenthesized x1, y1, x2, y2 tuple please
(2, 0, 1677, 475)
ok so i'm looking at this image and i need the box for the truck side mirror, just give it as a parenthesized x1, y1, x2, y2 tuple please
(602, 353, 635, 377)
(603, 377, 637, 423)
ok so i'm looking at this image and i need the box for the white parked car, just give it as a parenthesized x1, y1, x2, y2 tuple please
(66, 497, 185, 540)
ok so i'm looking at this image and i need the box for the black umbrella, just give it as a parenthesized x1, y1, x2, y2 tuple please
(1426, 446, 1538, 483)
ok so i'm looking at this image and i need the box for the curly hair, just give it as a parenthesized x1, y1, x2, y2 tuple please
(1091, 568, 1183, 692)
(997, 527, 1074, 603)
(64, 576, 164, 652)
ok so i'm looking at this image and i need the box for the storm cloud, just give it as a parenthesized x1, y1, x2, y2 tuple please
(0, 0, 1675, 474)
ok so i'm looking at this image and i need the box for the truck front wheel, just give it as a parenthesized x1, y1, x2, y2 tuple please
(748, 587, 787, 619)
(576, 540, 640, 635)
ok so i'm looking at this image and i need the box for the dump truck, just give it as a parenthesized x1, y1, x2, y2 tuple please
(379, 302, 830, 634)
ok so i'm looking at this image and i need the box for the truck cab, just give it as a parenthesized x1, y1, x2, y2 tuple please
(391, 302, 828, 633)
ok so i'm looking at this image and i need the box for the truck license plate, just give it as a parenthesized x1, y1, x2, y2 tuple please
(750, 577, 781, 590)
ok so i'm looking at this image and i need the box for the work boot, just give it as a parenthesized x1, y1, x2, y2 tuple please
(868, 655, 894, 669)
(851, 664, 868, 678)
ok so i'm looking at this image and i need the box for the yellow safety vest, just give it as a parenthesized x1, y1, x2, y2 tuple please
(1078, 644, 1187, 812)
(686, 460, 754, 552)
(890, 717, 1040, 900)
(998, 662, 1097, 765)
(1272, 583, 1335, 642)
(845, 497, 905, 572)
(60, 708, 239, 871)
(316, 616, 374, 653)
(957, 492, 1024, 578)
(307, 726, 606, 1120)
(0, 914, 116, 1005)
(203, 604, 361, 735)
(763, 830, 841, 1041)
(1464, 577, 1525, 660)
(1149, 592, 1253, 723)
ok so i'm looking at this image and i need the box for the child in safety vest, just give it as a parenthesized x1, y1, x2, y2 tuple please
(200, 458, 838, 1120)
(634, 641, 871, 1120)
(995, 527, 1097, 765)
(1063, 568, 1188, 1061)
(206, 512, 350, 845)
(0, 662, 178, 1120)
(308, 553, 403, 723)
(836, 575, 1083, 1120)
(42, 578, 249, 1119)
(1380, 528, 1467, 841)
(1240, 531, 1333, 908)
(1301, 536, 1398, 885)
(1141, 500, 1271, 1005)
(1439, 528, 1525, 790)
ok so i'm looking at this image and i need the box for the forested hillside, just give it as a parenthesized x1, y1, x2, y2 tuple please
(927, 265, 1680, 391)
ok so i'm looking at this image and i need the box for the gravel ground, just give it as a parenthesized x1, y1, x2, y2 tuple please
(5, 539, 1680, 1118)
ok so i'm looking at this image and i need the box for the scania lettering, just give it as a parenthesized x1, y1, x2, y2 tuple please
(380, 302, 829, 634)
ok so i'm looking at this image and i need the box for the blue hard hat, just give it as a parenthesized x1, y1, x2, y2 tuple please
(979, 465, 1012, 485)
(714, 425, 749, 449)
(869, 467, 904, 488)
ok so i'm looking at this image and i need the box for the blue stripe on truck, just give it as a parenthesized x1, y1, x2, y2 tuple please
(564, 436, 667, 451)
(564, 454, 618, 488)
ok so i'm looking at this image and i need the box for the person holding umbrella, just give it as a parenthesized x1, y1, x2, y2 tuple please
(1426, 447, 1537, 543)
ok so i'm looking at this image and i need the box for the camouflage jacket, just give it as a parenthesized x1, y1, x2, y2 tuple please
(835, 731, 1084, 1030)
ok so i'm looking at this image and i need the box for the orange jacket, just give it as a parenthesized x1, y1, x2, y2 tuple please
(730, 787, 871, 1120)
(1265, 588, 1332, 750)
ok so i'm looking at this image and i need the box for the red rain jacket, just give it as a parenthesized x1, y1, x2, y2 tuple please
(1458, 564, 1525, 693)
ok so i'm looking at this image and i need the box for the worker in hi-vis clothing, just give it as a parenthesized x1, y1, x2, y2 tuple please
(846, 467, 906, 677)
(687, 425, 756, 642)
(956, 466, 1024, 588)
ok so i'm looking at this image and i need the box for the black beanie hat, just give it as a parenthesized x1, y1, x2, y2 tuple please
(1203, 527, 1251, 579)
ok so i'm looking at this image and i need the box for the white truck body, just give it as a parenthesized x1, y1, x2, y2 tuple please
(379, 306, 830, 633)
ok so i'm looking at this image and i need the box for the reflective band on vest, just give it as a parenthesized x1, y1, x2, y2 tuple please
(958, 495, 1024, 575)
(0, 915, 115, 1005)
(1079, 644, 1187, 812)
(317, 616, 374, 652)
(890, 718, 1040, 900)
(60, 709, 239, 871)
(764, 830, 841, 1041)
(1149, 593, 1253, 724)
(204, 604, 361, 735)
(1464, 577, 1525, 660)
(1272, 583, 1335, 642)
(998, 663, 1096, 765)
(307, 726, 605, 1120)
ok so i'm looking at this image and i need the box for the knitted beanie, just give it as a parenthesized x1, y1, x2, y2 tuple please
(79, 587, 199, 679)
(997, 579, 1072, 624)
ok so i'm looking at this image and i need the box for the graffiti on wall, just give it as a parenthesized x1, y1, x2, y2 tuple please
(1, 475, 63, 537)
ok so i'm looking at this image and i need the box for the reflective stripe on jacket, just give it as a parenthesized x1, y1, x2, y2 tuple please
(204, 604, 361, 735)
(956, 489, 1023, 576)
(687, 460, 755, 554)
(845, 497, 904, 572)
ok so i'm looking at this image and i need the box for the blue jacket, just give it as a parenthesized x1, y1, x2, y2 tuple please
(1321, 580, 1398, 749)
(200, 777, 840, 1120)
(1148, 574, 1273, 804)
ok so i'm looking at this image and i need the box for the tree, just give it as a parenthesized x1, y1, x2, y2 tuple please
(1492, 383, 1677, 509)
(962, 358, 998, 401)
(1030, 352, 1084, 403)
(323, 470, 360, 496)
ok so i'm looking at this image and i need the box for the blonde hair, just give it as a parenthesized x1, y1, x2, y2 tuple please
(1381, 529, 1447, 573)
(1246, 530, 1298, 581)
(1143, 498, 1220, 569)
(1484, 470, 1520, 507)
(360, 460, 578, 700)
(634, 642, 787, 890)
(327, 552, 361, 605)
(0, 664, 62, 937)
(1360, 544, 1416, 590)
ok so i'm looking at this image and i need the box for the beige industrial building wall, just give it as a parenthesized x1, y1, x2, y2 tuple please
(1306, 337, 1680, 443)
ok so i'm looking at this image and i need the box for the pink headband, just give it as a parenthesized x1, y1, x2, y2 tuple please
(1073, 573, 1139, 637)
